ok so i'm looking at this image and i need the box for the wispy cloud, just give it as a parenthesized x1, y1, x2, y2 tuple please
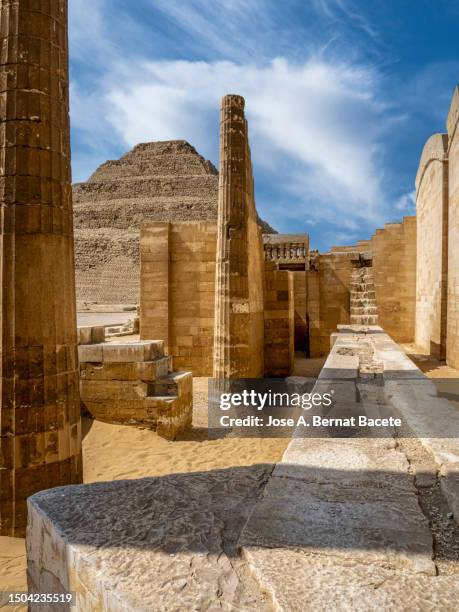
(395, 190, 416, 213)
(67, 0, 457, 249)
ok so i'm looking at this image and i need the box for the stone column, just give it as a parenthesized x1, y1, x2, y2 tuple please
(0, 0, 82, 536)
(213, 95, 265, 378)
(213, 95, 249, 378)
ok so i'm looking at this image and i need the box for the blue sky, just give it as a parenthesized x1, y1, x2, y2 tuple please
(69, 0, 459, 250)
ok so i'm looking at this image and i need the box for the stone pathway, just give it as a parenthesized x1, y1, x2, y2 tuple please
(26, 326, 459, 610)
(240, 326, 459, 610)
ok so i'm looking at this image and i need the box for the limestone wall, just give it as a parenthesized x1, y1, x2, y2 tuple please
(310, 252, 354, 356)
(264, 263, 294, 376)
(447, 86, 459, 368)
(140, 221, 216, 376)
(369, 217, 417, 343)
(415, 134, 449, 358)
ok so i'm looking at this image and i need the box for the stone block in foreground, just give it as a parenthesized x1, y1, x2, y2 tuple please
(26, 467, 271, 611)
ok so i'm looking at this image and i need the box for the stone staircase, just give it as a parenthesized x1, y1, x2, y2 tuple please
(349, 267, 378, 325)
(78, 338, 192, 440)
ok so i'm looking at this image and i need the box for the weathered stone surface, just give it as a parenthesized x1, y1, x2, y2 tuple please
(78, 341, 164, 364)
(140, 221, 217, 376)
(276, 437, 410, 489)
(213, 95, 265, 378)
(0, 0, 82, 536)
(243, 547, 459, 612)
(80, 358, 170, 382)
(241, 475, 434, 574)
(27, 467, 273, 611)
(78, 326, 105, 345)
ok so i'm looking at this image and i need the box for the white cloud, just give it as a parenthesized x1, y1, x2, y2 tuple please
(99, 56, 393, 226)
(68, 0, 415, 246)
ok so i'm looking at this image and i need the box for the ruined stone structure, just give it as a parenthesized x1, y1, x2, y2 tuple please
(213, 95, 265, 379)
(139, 139, 419, 374)
(140, 221, 216, 376)
(79, 340, 192, 440)
(0, 0, 82, 536)
(140, 101, 298, 378)
(73, 140, 275, 306)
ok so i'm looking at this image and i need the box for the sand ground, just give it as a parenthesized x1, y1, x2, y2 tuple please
(401, 343, 459, 411)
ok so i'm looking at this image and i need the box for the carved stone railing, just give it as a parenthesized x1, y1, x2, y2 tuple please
(263, 234, 309, 263)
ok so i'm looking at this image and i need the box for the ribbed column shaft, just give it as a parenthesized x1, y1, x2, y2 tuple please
(0, 0, 82, 536)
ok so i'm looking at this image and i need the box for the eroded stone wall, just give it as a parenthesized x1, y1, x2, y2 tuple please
(0, 0, 82, 536)
(447, 86, 459, 369)
(140, 221, 216, 376)
(415, 133, 449, 358)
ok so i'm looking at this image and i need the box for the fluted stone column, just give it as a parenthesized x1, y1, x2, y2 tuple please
(0, 0, 82, 536)
(213, 95, 264, 378)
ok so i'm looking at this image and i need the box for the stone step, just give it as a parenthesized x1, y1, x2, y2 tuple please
(351, 290, 376, 300)
(78, 340, 165, 364)
(80, 356, 171, 382)
(350, 306, 378, 316)
(350, 282, 375, 291)
(350, 314, 379, 325)
(350, 273, 374, 281)
(350, 298, 377, 307)
(154, 370, 193, 398)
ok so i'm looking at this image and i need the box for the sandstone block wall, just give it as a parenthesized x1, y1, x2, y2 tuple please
(369, 217, 416, 343)
(79, 340, 192, 440)
(140, 221, 216, 376)
(308, 252, 353, 356)
(415, 133, 449, 358)
(264, 263, 294, 377)
(447, 86, 459, 369)
(0, 0, 82, 536)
